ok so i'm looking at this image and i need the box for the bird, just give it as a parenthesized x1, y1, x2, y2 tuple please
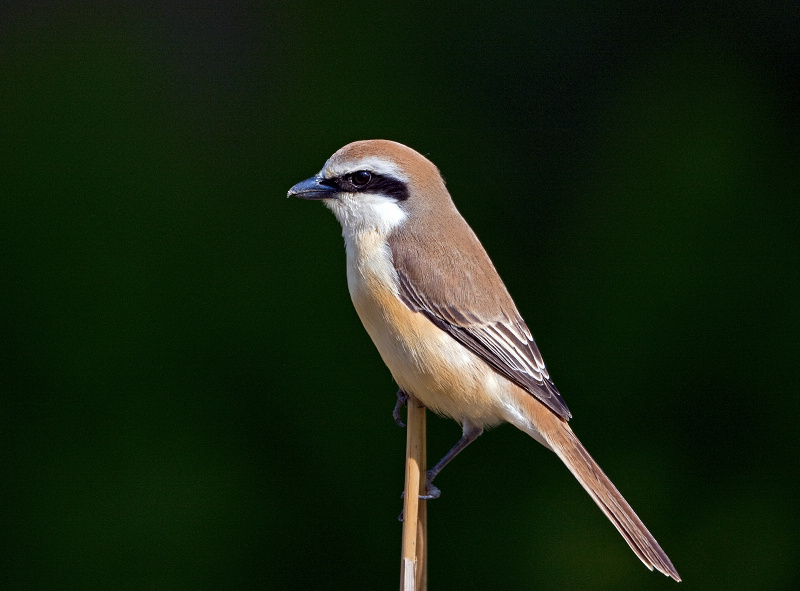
(288, 139, 680, 581)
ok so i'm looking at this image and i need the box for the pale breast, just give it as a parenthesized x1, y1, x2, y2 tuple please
(344, 230, 508, 426)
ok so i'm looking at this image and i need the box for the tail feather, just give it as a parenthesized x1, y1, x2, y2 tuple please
(525, 399, 681, 581)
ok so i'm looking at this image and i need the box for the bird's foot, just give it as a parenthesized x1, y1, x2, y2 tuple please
(393, 389, 408, 427)
(420, 471, 441, 500)
(398, 471, 440, 521)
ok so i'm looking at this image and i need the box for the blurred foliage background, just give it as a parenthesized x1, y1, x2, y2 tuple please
(1, 1, 798, 589)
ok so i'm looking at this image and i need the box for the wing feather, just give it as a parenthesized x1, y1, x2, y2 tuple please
(390, 226, 571, 420)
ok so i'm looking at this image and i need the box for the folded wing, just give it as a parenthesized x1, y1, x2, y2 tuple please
(389, 217, 571, 420)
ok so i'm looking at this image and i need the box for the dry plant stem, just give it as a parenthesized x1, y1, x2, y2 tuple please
(400, 397, 427, 591)
(416, 405, 427, 591)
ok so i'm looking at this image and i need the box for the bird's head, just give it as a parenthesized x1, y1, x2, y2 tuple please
(288, 140, 450, 236)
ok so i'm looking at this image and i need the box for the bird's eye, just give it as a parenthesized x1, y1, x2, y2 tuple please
(351, 170, 372, 187)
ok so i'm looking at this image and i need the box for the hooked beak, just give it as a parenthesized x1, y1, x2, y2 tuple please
(287, 176, 338, 200)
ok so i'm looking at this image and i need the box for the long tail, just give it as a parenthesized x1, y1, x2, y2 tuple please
(520, 393, 681, 581)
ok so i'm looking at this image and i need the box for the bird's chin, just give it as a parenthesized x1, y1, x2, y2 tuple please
(322, 195, 359, 231)
(322, 196, 346, 217)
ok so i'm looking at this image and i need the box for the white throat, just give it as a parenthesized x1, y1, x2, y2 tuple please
(325, 192, 408, 242)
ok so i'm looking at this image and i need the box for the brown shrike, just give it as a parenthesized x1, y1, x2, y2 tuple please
(288, 140, 680, 581)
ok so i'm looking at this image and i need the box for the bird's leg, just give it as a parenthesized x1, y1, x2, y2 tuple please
(421, 421, 483, 500)
(399, 420, 483, 520)
(393, 388, 409, 427)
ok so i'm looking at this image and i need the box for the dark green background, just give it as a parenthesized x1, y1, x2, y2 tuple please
(2, 2, 798, 589)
